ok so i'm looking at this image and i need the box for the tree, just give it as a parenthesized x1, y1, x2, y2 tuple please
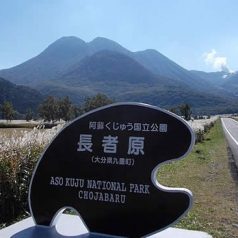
(38, 96, 79, 122)
(179, 103, 192, 121)
(25, 108, 34, 121)
(169, 107, 179, 115)
(57, 96, 75, 121)
(0, 101, 16, 121)
(38, 96, 59, 122)
(81, 93, 113, 113)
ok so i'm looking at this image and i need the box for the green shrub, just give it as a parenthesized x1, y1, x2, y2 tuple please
(195, 130, 205, 143)
(0, 145, 43, 226)
(0, 125, 63, 226)
(195, 121, 215, 144)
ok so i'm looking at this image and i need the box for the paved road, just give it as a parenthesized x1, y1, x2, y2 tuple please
(221, 117, 238, 168)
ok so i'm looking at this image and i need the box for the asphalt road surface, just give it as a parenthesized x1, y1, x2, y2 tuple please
(221, 117, 238, 168)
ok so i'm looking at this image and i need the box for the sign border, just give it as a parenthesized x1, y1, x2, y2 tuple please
(28, 102, 195, 237)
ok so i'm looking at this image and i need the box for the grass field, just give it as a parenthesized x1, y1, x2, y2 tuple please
(158, 120, 238, 238)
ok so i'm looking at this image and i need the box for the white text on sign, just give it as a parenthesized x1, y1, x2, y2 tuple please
(77, 135, 145, 155)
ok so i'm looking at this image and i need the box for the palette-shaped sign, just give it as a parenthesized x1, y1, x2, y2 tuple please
(29, 103, 195, 237)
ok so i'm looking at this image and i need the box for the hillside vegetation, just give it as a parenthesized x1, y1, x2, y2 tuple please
(0, 77, 43, 114)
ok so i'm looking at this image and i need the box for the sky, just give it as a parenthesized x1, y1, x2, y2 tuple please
(0, 0, 238, 72)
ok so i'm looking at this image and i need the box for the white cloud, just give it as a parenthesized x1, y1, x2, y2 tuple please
(203, 49, 231, 72)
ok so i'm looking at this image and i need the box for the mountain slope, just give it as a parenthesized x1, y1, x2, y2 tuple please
(190, 70, 230, 86)
(59, 50, 165, 85)
(0, 77, 43, 114)
(222, 72, 238, 96)
(0, 36, 131, 86)
(134, 50, 214, 91)
(37, 50, 183, 99)
(0, 37, 89, 85)
(121, 86, 238, 114)
(191, 70, 238, 96)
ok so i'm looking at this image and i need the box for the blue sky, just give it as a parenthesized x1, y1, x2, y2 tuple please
(0, 0, 237, 72)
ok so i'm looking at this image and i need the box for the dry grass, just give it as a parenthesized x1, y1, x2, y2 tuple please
(0, 128, 32, 138)
(0, 125, 64, 226)
(158, 120, 238, 238)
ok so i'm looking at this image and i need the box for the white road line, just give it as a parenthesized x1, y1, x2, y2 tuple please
(231, 118, 238, 125)
(221, 118, 238, 146)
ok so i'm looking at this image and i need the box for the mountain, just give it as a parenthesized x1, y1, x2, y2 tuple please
(89, 37, 130, 55)
(191, 70, 238, 96)
(0, 37, 131, 86)
(0, 36, 238, 114)
(221, 72, 238, 96)
(134, 50, 213, 91)
(0, 37, 89, 85)
(0, 36, 212, 91)
(0, 77, 43, 114)
(190, 70, 231, 87)
(37, 50, 238, 114)
(58, 50, 169, 86)
(85, 38, 212, 92)
(36, 50, 184, 102)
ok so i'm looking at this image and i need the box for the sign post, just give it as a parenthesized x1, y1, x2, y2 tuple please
(29, 103, 195, 237)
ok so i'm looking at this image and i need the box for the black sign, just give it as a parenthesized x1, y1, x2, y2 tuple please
(29, 103, 195, 237)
